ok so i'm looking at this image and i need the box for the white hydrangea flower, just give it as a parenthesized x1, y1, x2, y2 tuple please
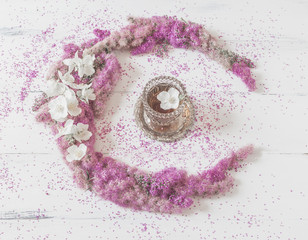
(44, 79, 66, 97)
(56, 119, 74, 138)
(48, 95, 68, 122)
(56, 120, 92, 143)
(64, 89, 82, 117)
(71, 123, 92, 142)
(157, 87, 180, 110)
(58, 70, 92, 90)
(78, 52, 95, 78)
(77, 88, 96, 103)
(62, 51, 95, 78)
(63, 51, 82, 73)
(58, 70, 75, 85)
(66, 144, 87, 162)
(48, 89, 82, 122)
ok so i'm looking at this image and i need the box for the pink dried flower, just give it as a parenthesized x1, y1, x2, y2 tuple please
(235, 144, 254, 160)
(131, 36, 156, 55)
(232, 62, 256, 91)
(93, 29, 111, 40)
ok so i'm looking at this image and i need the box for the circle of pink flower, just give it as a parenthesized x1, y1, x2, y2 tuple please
(34, 16, 255, 213)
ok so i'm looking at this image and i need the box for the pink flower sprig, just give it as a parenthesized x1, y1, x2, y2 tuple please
(85, 16, 256, 91)
(33, 16, 256, 213)
(232, 61, 256, 91)
(85, 145, 253, 213)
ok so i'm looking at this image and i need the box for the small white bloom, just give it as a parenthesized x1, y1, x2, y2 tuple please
(58, 70, 75, 85)
(44, 79, 66, 97)
(63, 51, 82, 73)
(56, 119, 92, 142)
(66, 144, 87, 162)
(48, 89, 82, 122)
(48, 95, 68, 122)
(62, 51, 95, 78)
(78, 52, 96, 78)
(64, 90, 82, 117)
(71, 123, 92, 142)
(56, 119, 74, 138)
(77, 88, 96, 103)
(157, 87, 180, 110)
(59, 71, 92, 90)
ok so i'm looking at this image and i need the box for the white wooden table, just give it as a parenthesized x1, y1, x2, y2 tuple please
(0, 0, 307, 239)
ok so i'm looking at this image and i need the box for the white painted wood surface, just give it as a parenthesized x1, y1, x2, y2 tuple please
(0, 0, 307, 239)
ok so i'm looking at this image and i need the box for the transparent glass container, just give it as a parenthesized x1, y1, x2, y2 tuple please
(135, 76, 194, 142)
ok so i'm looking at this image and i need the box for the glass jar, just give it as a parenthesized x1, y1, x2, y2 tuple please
(142, 76, 188, 135)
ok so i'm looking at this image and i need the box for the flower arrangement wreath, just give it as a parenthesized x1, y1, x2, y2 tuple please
(33, 16, 255, 213)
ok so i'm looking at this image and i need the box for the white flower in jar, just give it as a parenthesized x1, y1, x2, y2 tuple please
(157, 87, 180, 110)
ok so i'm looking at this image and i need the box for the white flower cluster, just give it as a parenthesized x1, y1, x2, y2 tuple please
(44, 51, 96, 162)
